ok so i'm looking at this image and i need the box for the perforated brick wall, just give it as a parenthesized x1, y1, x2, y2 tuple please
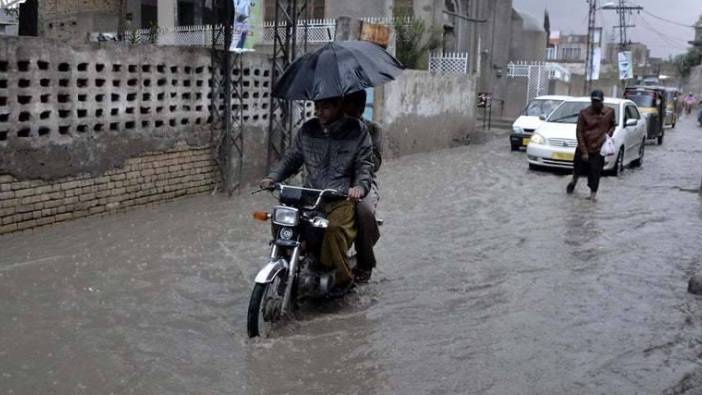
(0, 37, 281, 235)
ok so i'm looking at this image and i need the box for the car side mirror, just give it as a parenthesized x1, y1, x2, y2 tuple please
(538, 114, 546, 120)
(625, 118, 638, 127)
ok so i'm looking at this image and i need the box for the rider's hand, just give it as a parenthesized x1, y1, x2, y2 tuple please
(348, 187, 365, 202)
(581, 152, 589, 161)
(259, 178, 274, 189)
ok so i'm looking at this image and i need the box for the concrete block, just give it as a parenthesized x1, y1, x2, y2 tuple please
(56, 213, 73, 222)
(0, 223, 18, 234)
(0, 191, 15, 200)
(12, 181, 32, 190)
(15, 189, 35, 198)
(17, 220, 37, 230)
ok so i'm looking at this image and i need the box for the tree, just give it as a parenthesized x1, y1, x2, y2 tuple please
(393, 15, 441, 69)
(675, 48, 702, 78)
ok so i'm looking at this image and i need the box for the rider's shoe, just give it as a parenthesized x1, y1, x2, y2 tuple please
(327, 282, 354, 299)
(353, 268, 372, 284)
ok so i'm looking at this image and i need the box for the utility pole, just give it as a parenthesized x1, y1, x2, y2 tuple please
(584, 0, 597, 95)
(602, 1, 642, 91)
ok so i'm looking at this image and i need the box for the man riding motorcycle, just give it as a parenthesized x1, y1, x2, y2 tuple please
(260, 96, 374, 295)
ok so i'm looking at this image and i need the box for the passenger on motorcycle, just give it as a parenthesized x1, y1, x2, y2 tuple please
(259, 96, 374, 293)
(342, 91, 382, 283)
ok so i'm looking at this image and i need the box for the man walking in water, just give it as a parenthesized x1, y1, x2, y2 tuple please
(567, 90, 615, 202)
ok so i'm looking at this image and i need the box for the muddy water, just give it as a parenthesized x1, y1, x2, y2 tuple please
(1, 118, 702, 395)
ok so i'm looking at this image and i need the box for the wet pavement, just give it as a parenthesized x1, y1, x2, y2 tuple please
(2, 117, 702, 395)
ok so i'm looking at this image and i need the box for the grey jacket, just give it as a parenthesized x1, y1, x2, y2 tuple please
(267, 116, 374, 194)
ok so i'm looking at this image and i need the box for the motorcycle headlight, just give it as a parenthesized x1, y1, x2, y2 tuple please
(512, 125, 524, 134)
(272, 207, 299, 226)
(530, 133, 546, 145)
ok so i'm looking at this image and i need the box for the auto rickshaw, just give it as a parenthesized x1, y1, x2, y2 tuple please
(624, 86, 666, 145)
(663, 87, 680, 128)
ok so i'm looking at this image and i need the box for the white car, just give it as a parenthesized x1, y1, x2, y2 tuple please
(510, 95, 570, 151)
(526, 97, 647, 175)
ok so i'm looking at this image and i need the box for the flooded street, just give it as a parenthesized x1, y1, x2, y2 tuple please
(2, 117, 702, 394)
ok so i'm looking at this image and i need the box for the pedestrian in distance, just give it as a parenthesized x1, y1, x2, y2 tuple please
(566, 89, 615, 202)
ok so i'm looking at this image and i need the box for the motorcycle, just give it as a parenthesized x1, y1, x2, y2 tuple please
(247, 183, 358, 338)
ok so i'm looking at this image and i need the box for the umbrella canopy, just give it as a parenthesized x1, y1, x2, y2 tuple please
(272, 40, 405, 101)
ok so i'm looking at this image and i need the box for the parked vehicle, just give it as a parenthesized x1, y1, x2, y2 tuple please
(510, 95, 569, 151)
(624, 86, 666, 145)
(526, 97, 647, 176)
(663, 87, 680, 128)
(247, 184, 376, 338)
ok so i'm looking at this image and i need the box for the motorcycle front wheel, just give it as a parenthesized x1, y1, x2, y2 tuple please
(247, 275, 285, 338)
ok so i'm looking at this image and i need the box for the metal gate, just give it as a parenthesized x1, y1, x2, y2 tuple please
(507, 61, 571, 102)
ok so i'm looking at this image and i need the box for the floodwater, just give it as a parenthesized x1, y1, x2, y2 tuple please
(2, 117, 702, 395)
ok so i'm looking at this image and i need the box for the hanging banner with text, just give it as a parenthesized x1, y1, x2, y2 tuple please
(587, 47, 601, 81)
(618, 51, 634, 80)
(231, 0, 262, 52)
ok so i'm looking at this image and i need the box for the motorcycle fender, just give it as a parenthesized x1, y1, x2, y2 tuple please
(254, 259, 288, 284)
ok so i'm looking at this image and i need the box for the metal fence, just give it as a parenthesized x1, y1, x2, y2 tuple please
(507, 61, 572, 82)
(428, 52, 469, 74)
(507, 61, 572, 102)
(92, 17, 413, 48)
(262, 19, 336, 43)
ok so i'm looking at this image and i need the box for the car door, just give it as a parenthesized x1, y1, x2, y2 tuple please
(623, 104, 641, 162)
(624, 105, 643, 162)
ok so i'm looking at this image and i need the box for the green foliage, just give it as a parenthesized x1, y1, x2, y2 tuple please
(147, 21, 159, 44)
(393, 15, 442, 69)
(675, 48, 702, 78)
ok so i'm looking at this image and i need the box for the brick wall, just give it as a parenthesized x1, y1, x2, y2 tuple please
(0, 145, 218, 235)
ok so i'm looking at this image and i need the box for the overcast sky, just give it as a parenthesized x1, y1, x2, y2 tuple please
(512, 0, 700, 59)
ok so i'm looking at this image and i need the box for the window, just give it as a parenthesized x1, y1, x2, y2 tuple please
(561, 47, 582, 60)
(625, 105, 640, 121)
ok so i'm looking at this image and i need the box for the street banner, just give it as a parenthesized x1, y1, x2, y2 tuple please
(618, 51, 634, 80)
(231, 0, 262, 52)
(587, 47, 601, 81)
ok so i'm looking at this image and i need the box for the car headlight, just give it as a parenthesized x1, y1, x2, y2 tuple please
(530, 133, 546, 145)
(272, 207, 299, 226)
(512, 125, 524, 134)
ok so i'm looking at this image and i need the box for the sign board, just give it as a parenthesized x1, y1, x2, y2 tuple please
(231, 0, 262, 52)
(587, 47, 601, 81)
(618, 51, 634, 80)
(360, 22, 391, 48)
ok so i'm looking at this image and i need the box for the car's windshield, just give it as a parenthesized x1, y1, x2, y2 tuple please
(625, 91, 656, 107)
(547, 101, 619, 125)
(523, 99, 563, 117)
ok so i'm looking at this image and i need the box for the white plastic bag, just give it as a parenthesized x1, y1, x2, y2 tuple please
(600, 135, 616, 156)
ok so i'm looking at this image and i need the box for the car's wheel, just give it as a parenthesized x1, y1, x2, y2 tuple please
(510, 144, 520, 151)
(631, 139, 645, 168)
(612, 148, 625, 177)
(528, 163, 539, 171)
(657, 131, 664, 145)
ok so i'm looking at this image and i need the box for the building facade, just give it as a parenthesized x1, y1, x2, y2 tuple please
(39, 0, 207, 43)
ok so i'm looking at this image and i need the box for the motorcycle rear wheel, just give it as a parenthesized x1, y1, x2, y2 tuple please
(247, 275, 285, 338)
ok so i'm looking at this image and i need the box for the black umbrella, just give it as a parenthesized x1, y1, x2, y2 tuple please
(272, 40, 405, 101)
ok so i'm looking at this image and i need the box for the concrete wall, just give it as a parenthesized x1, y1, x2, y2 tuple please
(375, 70, 476, 156)
(39, 0, 120, 43)
(0, 36, 275, 234)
